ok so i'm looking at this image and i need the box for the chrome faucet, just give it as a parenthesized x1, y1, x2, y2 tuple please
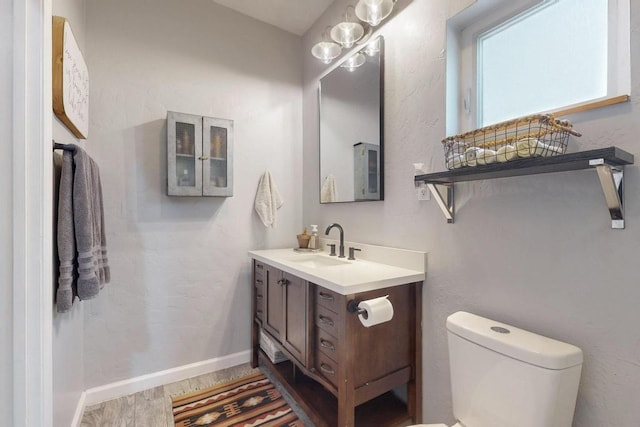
(324, 223, 345, 258)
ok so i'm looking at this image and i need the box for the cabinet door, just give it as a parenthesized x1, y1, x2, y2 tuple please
(282, 272, 309, 366)
(167, 111, 203, 196)
(263, 265, 283, 339)
(202, 117, 233, 197)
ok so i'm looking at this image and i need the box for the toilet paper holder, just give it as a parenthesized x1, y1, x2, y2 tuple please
(346, 300, 368, 319)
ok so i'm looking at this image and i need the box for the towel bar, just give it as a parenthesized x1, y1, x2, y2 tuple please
(52, 140, 75, 151)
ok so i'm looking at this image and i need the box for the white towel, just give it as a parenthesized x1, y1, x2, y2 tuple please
(321, 174, 338, 203)
(254, 170, 283, 228)
(497, 145, 517, 162)
(516, 138, 546, 158)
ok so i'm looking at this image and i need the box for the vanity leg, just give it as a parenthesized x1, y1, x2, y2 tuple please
(407, 282, 423, 422)
(337, 387, 355, 427)
(251, 320, 259, 369)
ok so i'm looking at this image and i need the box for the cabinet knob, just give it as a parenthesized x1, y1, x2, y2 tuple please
(320, 363, 335, 376)
(318, 315, 334, 326)
(198, 156, 209, 160)
(318, 291, 334, 301)
(320, 338, 335, 351)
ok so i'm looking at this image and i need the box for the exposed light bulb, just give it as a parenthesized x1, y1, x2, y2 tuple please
(341, 53, 366, 72)
(312, 41, 341, 64)
(331, 6, 364, 49)
(312, 26, 342, 64)
(363, 38, 380, 56)
(355, 0, 394, 27)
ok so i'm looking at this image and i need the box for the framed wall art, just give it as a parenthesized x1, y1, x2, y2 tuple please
(53, 16, 89, 139)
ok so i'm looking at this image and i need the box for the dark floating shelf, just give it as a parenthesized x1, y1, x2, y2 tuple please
(415, 146, 633, 183)
(414, 147, 634, 228)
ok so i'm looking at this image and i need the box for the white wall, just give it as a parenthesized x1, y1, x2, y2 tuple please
(303, 1, 640, 426)
(0, 0, 13, 423)
(82, 0, 302, 388)
(52, 1, 88, 425)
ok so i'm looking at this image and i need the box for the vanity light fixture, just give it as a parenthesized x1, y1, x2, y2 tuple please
(331, 6, 365, 49)
(355, 0, 395, 27)
(312, 26, 342, 64)
(340, 52, 366, 72)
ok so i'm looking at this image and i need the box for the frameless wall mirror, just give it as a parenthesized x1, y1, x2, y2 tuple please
(319, 36, 384, 203)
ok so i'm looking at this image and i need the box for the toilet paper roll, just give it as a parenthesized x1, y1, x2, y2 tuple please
(358, 295, 394, 327)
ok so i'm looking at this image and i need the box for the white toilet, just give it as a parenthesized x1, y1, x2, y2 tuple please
(413, 311, 583, 427)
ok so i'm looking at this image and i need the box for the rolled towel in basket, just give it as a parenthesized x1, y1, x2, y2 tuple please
(543, 143, 565, 156)
(476, 148, 497, 165)
(497, 145, 517, 162)
(464, 147, 481, 167)
(446, 153, 466, 169)
(516, 138, 546, 158)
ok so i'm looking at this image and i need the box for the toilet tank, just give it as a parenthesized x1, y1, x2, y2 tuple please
(446, 312, 583, 427)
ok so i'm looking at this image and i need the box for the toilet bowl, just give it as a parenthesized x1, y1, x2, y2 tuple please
(408, 311, 583, 427)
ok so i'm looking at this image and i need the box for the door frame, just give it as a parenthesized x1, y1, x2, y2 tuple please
(12, 0, 53, 425)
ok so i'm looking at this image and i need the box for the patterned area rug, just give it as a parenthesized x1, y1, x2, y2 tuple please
(172, 371, 303, 427)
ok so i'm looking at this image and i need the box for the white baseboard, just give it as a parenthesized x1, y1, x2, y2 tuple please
(70, 391, 87, 427)
(83, 350, 251, 406)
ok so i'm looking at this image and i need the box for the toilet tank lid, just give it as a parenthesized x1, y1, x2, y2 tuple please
(447, 311, 583, 370)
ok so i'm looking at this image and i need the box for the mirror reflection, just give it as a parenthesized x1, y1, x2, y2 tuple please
(319, 36, 384, 203)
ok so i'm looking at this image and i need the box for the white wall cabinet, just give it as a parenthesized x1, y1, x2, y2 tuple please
(167, 111, 233, 197)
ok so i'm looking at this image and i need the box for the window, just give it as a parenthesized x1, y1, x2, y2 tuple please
(447, 0, 630, 134)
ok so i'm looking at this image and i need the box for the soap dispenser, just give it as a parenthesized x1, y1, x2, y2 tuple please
(308, 225, 319, 250)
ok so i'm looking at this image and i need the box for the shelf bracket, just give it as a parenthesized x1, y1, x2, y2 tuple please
(589, 159, 625, 229)
(427, 183, 454, 223)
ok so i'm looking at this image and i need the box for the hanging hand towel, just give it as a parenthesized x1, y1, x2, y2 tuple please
(56, 145, 110, 312)
(321, 174, 338, 203)
(56, 150, 77, 313)
(72, 146, 110, 301)
(254, 170, 284, 228)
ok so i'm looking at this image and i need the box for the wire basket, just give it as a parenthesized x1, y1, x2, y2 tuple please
(442, 114, 581, 170)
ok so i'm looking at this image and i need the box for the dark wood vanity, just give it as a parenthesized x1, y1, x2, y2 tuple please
(251, 259, 423, 427)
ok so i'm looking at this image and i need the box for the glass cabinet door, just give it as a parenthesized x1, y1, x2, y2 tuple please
(167, 112, 203, 196)
(203, 117, 233, 197)
(353, 142, 380, 201)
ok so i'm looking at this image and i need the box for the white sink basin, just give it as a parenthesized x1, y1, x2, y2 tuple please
(288, 255, 350, 269)
(249, 247, 426, 295)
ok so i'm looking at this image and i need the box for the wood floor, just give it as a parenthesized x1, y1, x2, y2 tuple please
(79, 363, 303, 427)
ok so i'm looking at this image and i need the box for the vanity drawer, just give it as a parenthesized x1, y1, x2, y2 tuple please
(316, 327, 339, 362)
(316, 305, 340, 337)
(315, 350, 339, 389)
(315, 286, 341, 313)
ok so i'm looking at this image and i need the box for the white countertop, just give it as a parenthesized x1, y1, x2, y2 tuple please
(248, 248, 425, 295)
